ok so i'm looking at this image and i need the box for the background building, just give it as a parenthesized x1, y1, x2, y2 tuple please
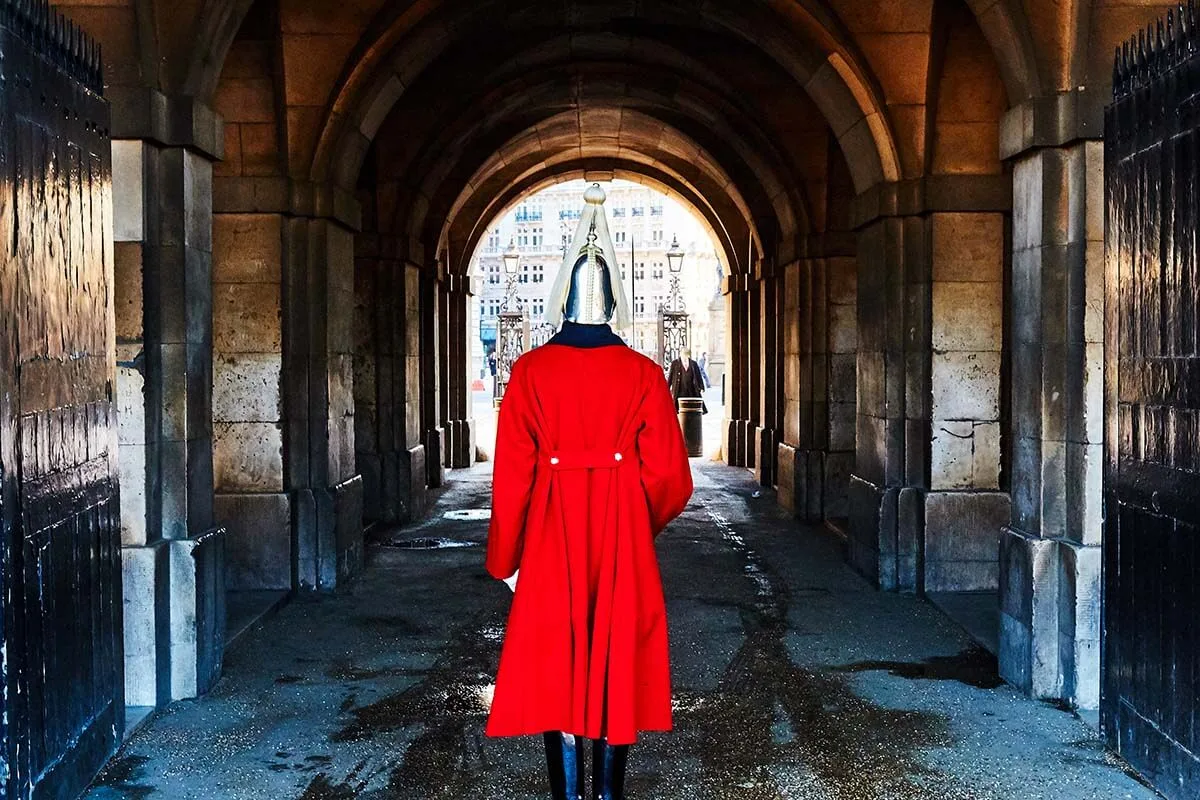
(471, 180, 724, 379)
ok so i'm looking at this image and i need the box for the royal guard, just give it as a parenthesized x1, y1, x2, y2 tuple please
(485, 184, 694, 799)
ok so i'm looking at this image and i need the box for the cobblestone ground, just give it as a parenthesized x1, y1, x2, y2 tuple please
(86, 463, 1160, 800)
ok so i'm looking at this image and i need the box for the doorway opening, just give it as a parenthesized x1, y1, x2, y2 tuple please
(468, 179, 728, 461)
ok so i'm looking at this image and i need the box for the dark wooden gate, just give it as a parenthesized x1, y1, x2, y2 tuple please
(0, 2, 121, 797)
(1104, 9, 1200, 797)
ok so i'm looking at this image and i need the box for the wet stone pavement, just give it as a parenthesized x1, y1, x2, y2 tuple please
(86, 463, 1160, 800)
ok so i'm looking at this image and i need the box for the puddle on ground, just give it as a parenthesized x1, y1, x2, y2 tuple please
(443, 509, 492, 521)
(90, 754, 155, 800)
(831, 647, 1005, 690)
(381, 537, 478, 550)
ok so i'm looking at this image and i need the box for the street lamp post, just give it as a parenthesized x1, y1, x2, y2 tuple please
(495, 239, 529, 405)
(658, 235, 690, 369)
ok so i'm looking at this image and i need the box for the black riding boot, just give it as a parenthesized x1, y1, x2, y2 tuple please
(591, 739, 629, 800)
(543, 732, 586, 800)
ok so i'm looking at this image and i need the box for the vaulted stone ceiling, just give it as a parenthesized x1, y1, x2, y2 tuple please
(62, 0, 1149, 274)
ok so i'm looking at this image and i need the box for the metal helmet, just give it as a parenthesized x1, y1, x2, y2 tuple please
(545, 184, 632, 329)
(563, 228, 617, 324)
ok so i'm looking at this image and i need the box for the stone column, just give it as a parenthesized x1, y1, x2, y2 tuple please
(282, 209, 364, 592)
(353, 239, 386, 526)
(754, 266, 780, 486)
(723, 275, 752, 466)
(777, 259, 804, 513)
(110, 92, 228, 705)
(825, 255, 858, 519)
(439, 273, 475, 469)
(354, 248, 428, 526)
(1002, 138, 1104, 709)
(421, 268, 444, 487)
(211, 211, 289, 591)
(777, 248, 857, 523)
(847, 215, 929, 592)
(401, 263, 429, 516)
(746, 278, 763, 470)
(923, 213, 1010, 592)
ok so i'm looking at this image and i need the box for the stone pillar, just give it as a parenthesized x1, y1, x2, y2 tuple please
(825, 256, 858, 519)
(282, 213, 364, 592)
(847, 215, 929, 592)
(211, 211, 289, 590)
(746, 278, 763, 470)
(754, 267, 780, 486)
(778, 249, 857, 523)
(923, 213, 1010, 592)
(421, 269, 445, 487)
(777, 259, 804, 514)
(401, 263, 429, 516)
(353, 249, 428, 527)
(111, 111, 227, 706)
(1002, 140, 1104, 709)
(723, 275, 752, 466)
(353, 240, 386, 526)
(439, 273, 475, 469)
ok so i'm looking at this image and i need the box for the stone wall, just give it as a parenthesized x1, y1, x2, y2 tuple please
(924, 213, 1010, 592)
(212, 213, 288, 590)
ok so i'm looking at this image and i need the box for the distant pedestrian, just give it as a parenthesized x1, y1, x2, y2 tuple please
(668, 349, 708, 413)
(697, 351, 711, 389)
(488, 351, 497, 377)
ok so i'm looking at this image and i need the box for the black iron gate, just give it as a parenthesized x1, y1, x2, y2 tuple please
(1104, 9, 1200, 797)
(0, 3, 121, 798)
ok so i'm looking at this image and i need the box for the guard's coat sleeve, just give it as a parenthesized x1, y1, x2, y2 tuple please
(486, 360, 537, 579)
(637, 372, 694, 535)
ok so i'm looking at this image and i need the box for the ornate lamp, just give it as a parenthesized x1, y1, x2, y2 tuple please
(658, 234, 690, 368)
(666, 235, 684, 275)
(495, 238, 530, 404)
(502, 238, 520, 311)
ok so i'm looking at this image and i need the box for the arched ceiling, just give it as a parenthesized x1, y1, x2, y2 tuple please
(355, 4, 853, 274)
(185, 0, 1045, 274)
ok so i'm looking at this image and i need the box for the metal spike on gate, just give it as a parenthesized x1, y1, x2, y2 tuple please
(1153, 23, 1160, 76)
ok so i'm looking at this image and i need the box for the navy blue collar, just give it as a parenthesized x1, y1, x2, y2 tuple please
(548, 321, 626, 349)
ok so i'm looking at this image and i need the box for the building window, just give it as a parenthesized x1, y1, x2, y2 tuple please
(652, 229, 663, 243)
(650, 205, 663, 216)
(613, 207, 626, 217)
(632, 207, 644, 217)
(636, 263, 645, 279)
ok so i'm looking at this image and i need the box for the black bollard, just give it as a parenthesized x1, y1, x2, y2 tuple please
(677, 398, 704, 457)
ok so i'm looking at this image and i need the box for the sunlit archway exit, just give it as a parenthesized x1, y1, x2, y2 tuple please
(469, 179, 728, 460)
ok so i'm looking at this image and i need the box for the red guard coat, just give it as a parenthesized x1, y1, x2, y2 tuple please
(485, 342, 693, 745)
